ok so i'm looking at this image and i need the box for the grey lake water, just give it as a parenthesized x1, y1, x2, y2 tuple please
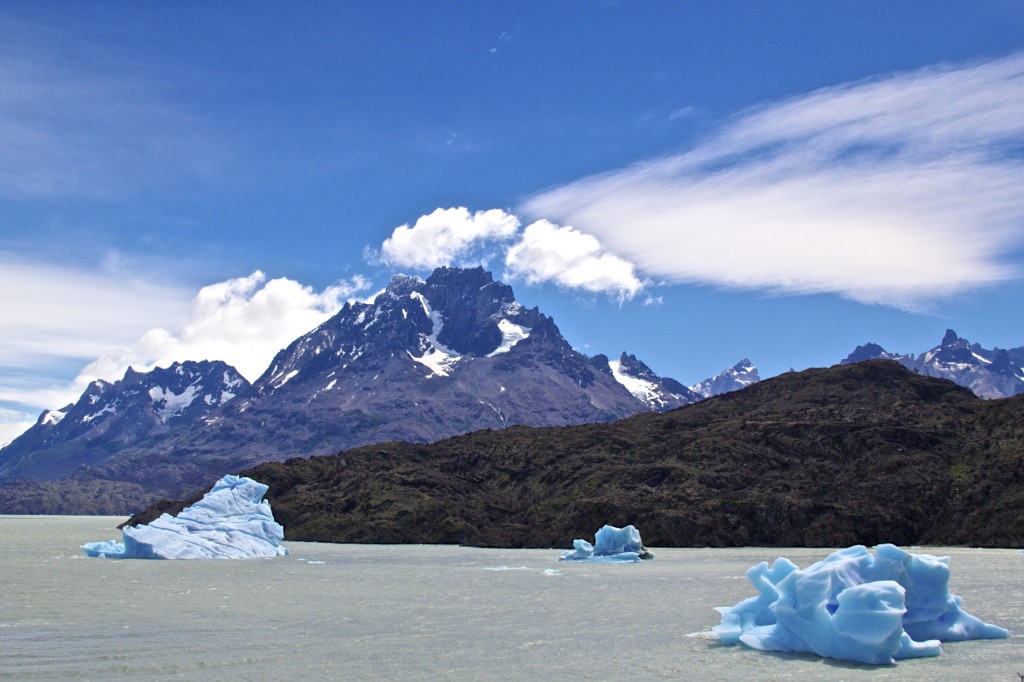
(2, 516, 1023, 681)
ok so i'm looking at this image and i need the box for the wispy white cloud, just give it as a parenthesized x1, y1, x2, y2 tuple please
(0, 253, 194, 368)
(522, 53, 1024, 309)
(504, 220, 644, 302)
(0, 46, 225, 200)
(0, 405, 39, 448)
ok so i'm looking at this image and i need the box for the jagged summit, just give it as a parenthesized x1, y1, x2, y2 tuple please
(251, 266, 547, 394)
(690, 358, 761, 399)
(842, 343, 910, 365)
(604, 352, 699, 410)
(841, 330, 1024, 399)
(0, 360, 249, 482)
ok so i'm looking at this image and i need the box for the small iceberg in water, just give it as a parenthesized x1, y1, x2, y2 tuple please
(559, 524, 654, 563)
(82, 475, 289, 560)
(712, 544, 1007, 665)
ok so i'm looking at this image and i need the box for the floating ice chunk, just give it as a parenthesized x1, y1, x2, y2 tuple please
(713, 544, 1007, 665)
(559, 524, 654, 562)
(81, 539, 126, 558)
(82, 475, 289, 560)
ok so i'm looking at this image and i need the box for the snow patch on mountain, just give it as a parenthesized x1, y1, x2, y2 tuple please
(82, 404, 116, 423)
(40, 408, 68, 426)
(273, 369, 300, 389)
(609, 359, 660, 403)
(487, 319, 531, 357)
(149, 385, 201, 423)
(408, 291, 461, 377)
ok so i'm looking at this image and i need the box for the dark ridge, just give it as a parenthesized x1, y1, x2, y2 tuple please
(131, 360, 1024, 548)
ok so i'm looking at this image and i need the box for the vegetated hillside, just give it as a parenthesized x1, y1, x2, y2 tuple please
(129, 360, 1024, 548)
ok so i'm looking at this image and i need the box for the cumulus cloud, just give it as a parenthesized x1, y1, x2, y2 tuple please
(504, 220, 644, 302)
(378, 207, 520, 269)
(78, 271, 371, 384)
(375, 207, 647, 301)
(522, 53, 1024, 309)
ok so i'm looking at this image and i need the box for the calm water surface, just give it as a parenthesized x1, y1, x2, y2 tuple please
(1, 516, 1022, 680)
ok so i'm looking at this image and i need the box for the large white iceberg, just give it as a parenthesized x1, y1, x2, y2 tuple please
(713, 544, 1007, 665)
(82, 475, 289, 560)
(559, 524, 654, 563)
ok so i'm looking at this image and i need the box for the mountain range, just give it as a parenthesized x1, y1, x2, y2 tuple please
(842, 329, 1024, 400)
(5, 267, 1023, 520)
(0, 267, 751, 513)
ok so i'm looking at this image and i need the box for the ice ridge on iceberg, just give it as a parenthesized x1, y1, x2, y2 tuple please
(82, 475, 289, 560)
(712, 544, 1007, 665)
(559, 524, 654, 563)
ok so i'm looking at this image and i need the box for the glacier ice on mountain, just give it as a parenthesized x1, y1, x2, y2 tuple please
(82, 475, 289, 559)
(559, 524, 654, 562)
(712, 544, 1007, 665)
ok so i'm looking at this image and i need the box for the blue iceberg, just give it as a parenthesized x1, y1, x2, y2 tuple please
(713, 544, 1007, 665)
(559, 524, 654, 562)
(82, 475, 289, 560)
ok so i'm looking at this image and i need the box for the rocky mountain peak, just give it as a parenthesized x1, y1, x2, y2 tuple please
(0, 359, 250, 483)
(690, 358, 762, 399)
(382, 273, 424, 298)
(617, 352, 653, 379)
(840, 343, 909, 365)
(843, 330, 1024, 400)
(605, 352, 699, 411)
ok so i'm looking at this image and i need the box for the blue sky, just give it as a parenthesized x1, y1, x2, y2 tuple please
(3, 2, 1024, 443)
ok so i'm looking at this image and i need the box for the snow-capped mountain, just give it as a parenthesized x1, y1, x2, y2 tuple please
(214, 266, 665, 443)
(2, 267, 705, 505)
(841, 330, 1024, 399)
(0, 361, 249, 482)
(689, 359, 761, 399)
(598, 352, 700, 410)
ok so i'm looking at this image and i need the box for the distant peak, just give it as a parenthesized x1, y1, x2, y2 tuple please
(842, 343, 892, 365)
(941, 329, 961, 347)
